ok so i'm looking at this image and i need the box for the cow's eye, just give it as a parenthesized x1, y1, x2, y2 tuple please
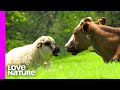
(45, 42, 51, 46)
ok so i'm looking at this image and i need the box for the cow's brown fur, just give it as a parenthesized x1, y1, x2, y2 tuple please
(81, 21, 120, 62)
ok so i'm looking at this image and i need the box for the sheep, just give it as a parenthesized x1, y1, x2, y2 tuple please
(6, 36, 60, 69)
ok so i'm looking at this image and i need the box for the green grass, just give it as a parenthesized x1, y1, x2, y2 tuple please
(6, 50, 120, 79)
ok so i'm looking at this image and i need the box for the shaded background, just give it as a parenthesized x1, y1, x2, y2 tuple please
(6, 11, 120, 56)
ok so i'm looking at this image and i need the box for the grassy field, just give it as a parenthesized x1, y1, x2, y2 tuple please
(6, 50, 120, 79)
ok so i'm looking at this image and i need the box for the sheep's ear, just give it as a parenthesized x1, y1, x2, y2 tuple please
(37, 41, 43, 49)
(82, 23, 90, 32)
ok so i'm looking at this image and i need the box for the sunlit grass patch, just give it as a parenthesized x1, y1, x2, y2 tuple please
(6, 50, 120, 79)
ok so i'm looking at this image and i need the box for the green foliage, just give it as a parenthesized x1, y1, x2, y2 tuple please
(6, 11, 28, 28)
(6, 11, 120, 54)
(6, 11, 57, 52)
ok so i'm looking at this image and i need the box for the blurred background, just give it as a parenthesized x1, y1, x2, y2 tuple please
(6, 11, 120, 56)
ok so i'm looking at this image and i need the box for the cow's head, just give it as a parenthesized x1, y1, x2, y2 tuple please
(82, 17, 107, 33)
(65, 17, 92, 55)
(65, 17, 107, 55)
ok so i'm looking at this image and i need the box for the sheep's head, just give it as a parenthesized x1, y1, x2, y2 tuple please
(34, 36, 60, 56)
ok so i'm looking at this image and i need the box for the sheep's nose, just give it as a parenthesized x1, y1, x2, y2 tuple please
(53, 46, 60, 56)
(55, 47, 60, 53)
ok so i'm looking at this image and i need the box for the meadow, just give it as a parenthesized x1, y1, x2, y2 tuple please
(6, 50, 120, 79)
(6, 11, 120, 79)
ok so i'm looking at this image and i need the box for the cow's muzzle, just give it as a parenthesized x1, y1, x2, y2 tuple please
(66, 46, 79, 55)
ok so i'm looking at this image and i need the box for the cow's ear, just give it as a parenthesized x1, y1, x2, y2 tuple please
(96, 17, 107, 25)
(37, 41, 43, 48)
(82, 23, 90, 32)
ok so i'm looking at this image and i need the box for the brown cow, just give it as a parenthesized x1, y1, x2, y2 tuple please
(75, 19, 120, 62)
(65, 17, 107, 55)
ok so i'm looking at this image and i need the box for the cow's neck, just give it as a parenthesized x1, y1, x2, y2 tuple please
(99, 25, 120, 35)
(89, 26, 118, 62)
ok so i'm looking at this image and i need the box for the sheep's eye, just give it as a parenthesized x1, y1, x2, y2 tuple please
(45, 42, 50, 46)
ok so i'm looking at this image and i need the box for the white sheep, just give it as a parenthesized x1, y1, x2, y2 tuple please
(6, 36, 60, 69)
